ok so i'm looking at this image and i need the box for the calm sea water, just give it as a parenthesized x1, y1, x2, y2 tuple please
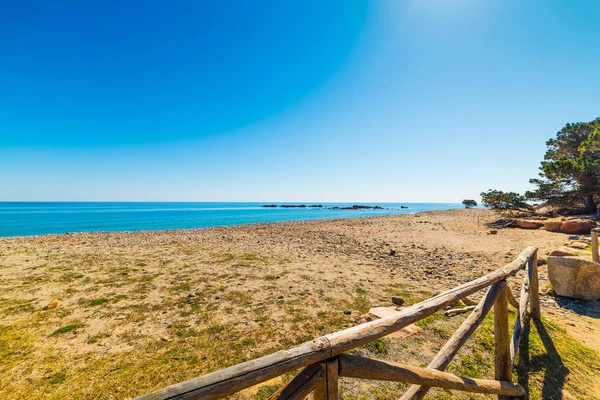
(0, 202, 461, 238)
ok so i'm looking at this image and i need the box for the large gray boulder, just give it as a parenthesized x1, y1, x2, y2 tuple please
(547, 256, 600, 300)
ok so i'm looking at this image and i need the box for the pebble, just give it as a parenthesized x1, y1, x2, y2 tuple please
(343, 310, 352, 315)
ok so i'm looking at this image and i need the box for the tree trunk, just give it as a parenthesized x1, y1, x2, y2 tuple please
(583, 194, 597, 213)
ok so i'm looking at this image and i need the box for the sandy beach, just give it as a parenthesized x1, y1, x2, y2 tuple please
(1, 209, 599, 399)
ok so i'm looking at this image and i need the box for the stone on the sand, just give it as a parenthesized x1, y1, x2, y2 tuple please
(549, 248, 578, 257)
(354, 306, 422, 339)
(543, 221, 563, 232)
(560, 219, 597, 234)
(343, 310, 352, 315)
(537, 255, 547, 266)
(569, 241, 589, 250)
(517, 219, 544, 229)
(43, 299, 60, 310)
(488, 230, 498, 235)
(547, 256, 600, 300)
(391, 296, 405, 306)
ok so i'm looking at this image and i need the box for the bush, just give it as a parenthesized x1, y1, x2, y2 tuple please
(462, 199, 477, 208)
(480, 190, 532, 211)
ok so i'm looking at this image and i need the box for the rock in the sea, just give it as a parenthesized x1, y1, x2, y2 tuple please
(517, 219, 544, 229)
(547, 256, 600, 300)
(391, 296, 405, 306)
(560, 219, 597, 234)
(543, 221, 563, 232)
(43, 299, 60, 310)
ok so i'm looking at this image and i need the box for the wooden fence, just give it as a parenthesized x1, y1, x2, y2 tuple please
(137, 246, 540, 400)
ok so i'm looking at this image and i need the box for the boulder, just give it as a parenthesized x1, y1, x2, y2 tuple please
(543, 221, 563, 232)
(517, 219, 544, 229)
(560, 219, 597, 234)
(547, 256, 600, 300)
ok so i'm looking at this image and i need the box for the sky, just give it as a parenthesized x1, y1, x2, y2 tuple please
(1, 0, 600, 202)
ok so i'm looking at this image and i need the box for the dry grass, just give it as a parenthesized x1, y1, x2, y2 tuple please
(1, 210, 599, 399)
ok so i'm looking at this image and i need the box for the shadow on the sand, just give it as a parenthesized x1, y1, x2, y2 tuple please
(517, 319, 569, 399)
(554, 297, 600, 319)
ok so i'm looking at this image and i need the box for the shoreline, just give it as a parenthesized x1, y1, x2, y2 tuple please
(0, 208, 458, 240)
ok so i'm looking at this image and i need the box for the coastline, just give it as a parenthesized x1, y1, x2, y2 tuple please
(0, 201, 462, 238)
(1, 209, 598, 398)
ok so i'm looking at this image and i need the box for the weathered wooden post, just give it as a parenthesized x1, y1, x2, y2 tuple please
(592, 228, 600, 263)
(494, 282, 511, 400)
(529, 250, 541, 320)
(314, 358, 339, 400)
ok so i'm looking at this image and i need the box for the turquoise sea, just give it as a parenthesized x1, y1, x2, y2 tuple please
(0, 202, 461, 238)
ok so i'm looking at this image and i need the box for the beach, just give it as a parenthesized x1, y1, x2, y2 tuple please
(1, 209, 599, 399)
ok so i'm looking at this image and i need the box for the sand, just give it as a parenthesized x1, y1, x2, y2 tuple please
(1, 209, 598, 399)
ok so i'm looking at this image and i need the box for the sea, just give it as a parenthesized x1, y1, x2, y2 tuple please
(0, 202, 462, 238)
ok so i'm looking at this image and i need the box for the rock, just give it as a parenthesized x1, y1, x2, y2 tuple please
(537, 256, 547, 266)
(43, 299, 60, 310)
(549, 249, 577, 257)
(187, 292, 196, 298)
(343, 310, 352, 315)
(391, 296, 405, 306)
(389, 249, 397, 256)
(569, 241, 589, 250)
(560, 219, 597, 234)
(543, 221, 563, 232)
(488, 230, 498, 235)
(517, 219, 544, 229)
(353, 306, 422, 339)
(568, 235, 580, 240)
(277, 295, 284, 299)
(547, 256, 600, 300)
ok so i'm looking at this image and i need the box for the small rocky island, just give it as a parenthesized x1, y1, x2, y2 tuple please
(262, 204, 387, 210)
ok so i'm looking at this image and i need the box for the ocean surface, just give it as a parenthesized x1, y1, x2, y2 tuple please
(0, 202, 461, 238)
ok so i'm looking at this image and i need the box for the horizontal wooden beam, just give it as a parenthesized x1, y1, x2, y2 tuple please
(401, 281, 506, 400)
(135, 247, 537, 400)
(338, 354, 525, 397)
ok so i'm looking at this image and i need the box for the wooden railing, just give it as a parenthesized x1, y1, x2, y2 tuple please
(137, 246, 540, 400)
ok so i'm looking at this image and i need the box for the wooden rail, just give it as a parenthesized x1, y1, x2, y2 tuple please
(136, 246, 540, 400)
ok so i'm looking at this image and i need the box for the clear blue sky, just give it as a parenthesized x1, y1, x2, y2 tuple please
(1, 0, 599, 202)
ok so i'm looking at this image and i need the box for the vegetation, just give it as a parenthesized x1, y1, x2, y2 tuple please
(480, 189, 532, 211)
(481, 117, 600, 213)
(526, 117, 600, 212)
(461, 199, 477, 208)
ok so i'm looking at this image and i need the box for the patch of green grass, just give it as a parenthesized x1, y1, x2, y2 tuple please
(363, 338, 389, 355)
(256, 383, 280, 399)
(48, 373, 66, 384)
(51, 324, 78, 336)
(88, 298, 110, 306)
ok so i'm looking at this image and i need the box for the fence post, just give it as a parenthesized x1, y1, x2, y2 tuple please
(592, 228, 600, 263)
(529, 250, 541, 320)
(494, 282, 511, 400)
(314, 357, 339, 400)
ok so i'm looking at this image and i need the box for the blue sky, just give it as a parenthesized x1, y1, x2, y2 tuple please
(1, 0, 599, 202)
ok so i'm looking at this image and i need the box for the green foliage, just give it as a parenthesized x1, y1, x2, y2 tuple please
(50, 324, 78, 336)
(88, 298, 109, 306)
(527, 117, 600, 212)
(480, 189, 532, 211)
(462, 199, 477, 208)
